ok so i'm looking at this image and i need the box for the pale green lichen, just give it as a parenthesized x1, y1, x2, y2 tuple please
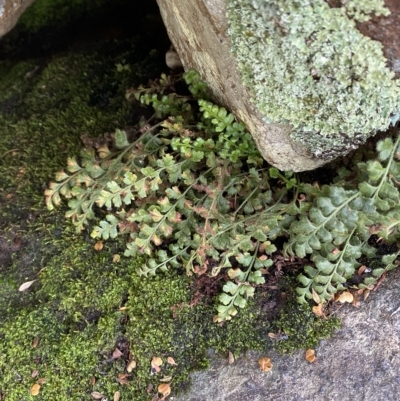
(343, 0, 390, 22)
(227, 0, 400, 158)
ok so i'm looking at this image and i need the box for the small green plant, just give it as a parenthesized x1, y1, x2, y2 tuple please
(46, 70, 400, 321)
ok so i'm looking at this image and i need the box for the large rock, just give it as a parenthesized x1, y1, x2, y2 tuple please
(157, 0, 400, 171)
(0, 0, 35, 37)
(173, 268, 400, 401)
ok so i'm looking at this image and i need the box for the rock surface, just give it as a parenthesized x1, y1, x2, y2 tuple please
(157, 0, 400, 172)
(156, 0, 323, 172)
(172, 268, 400, 401)
(0, 0, 35, 37)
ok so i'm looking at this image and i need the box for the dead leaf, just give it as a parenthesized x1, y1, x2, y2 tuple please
(31, 369, 39, 378)
(166, 357, 177, 366)
(311, 288, 321, 304)
(158, 383, 171, 397)
(30, 383, 40, 396)
(228, 351, 235, 364)
(268, 332, 277, 339)
(151, 356, 163, 368)
(337, 291, 354, 304)
(312, 303, 324, 317)
(19, 280, 37, 292)
(147, 383, 154, 394)
(94, 241, 104, 251)
(32, 337, 39, 348)
(36, 378, 46, 385)
(159, 376, 172, 382)
(358, 265, 367, 275)
(91, 392, 106, 400)
(127, 359, 136, 372)
(112, 348, 123, 359)
(212, 315, 218, 323)
(352, 292, 360, 308)
(113, 254, 121, 263)
(90, 376, 96, 386)
(114, 391, 121, 401)
(305, 349, 316, 363)
(364, 289, 371, 301)
(258, 357, 273, 372)
(116, 376, 129, 386)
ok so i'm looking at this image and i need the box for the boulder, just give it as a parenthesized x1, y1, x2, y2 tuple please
(0, 0, 35, 38)
(157, 0, 400, 171)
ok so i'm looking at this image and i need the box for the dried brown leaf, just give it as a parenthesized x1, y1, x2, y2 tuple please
(31, 369, 39, 378)
(90, 376, 96, 386)
(19, 280, 37, 292)
(311, 288, 321, 304)
(30, 384, 40, 396)
(167, 357, 177, 366)
(305, 349, 316, 363)
(159, 376, 172, 382)
(112, 348, 123, 359)
(91, 392, 106, 400)
(358, 265, 367, 275)
(151, 356, 163, 368)
(337, 291, 354, 304)
(36, 378, 46, 385)
(32, 337, 39, 348)
(364, 289, 371, 301)
(352, 292, 360, 308)
(158, 383, 171, 397)
(116, 376, 129, 386)
(147, 383, 154, 394)
(228, 351, 235, 364)
(94, 241, 104, 251)
(127, 359, 137, 372)
(114, 391, 121, 401)
(312, 303, 324, 317)
(267, 332, 277, 339)
(258, 357, 273, 372)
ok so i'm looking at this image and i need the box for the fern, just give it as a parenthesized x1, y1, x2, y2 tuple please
(46, 71, 291, 321)
(290, 134, 400, 303)
(46, 70, 400, 320)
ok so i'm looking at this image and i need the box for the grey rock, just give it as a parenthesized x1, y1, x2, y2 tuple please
(172, 268, 400, 401)
(0, 0, 35, 38)
(156, 0, 324, 172)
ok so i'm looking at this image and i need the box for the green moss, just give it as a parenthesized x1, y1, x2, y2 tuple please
(272, 281, 341, 354)
(17, 0, 115, 33)
(227, 0, 400, 158)
(0, 215, 275, 400)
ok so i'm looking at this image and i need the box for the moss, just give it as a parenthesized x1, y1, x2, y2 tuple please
(227, 0, 400, 159)
(272, 280, 341, 354)
(17, 0, 112, 33)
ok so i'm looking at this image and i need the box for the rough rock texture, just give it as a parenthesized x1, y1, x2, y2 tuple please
(0, 0, 35, 37)
(156, 0, 324, 172)
(355, 0, 400, 77)
(173, 268, 400, 401)
(157, 0, 400, 172)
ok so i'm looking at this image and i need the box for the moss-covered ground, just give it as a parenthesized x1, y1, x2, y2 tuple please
(0, 1, 340, 399)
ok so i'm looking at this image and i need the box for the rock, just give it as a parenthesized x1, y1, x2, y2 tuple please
(0, 0, 35, 38)
(173, 268, 400, 401)
(157, 0, 400, 171)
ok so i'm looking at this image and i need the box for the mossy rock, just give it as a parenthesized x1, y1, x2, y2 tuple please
(157, 0, 400, 171)
(0, 1, 342, 399)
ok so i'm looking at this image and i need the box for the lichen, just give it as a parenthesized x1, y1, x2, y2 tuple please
(226, 0, 400, 158)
